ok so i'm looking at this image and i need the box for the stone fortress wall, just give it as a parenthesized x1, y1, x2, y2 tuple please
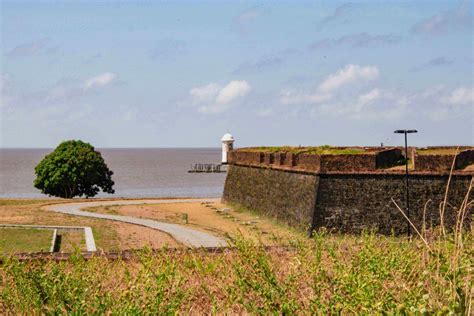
(222, 146, 473, 234)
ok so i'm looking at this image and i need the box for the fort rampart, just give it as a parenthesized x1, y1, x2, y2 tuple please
(222, 147, 473, 234)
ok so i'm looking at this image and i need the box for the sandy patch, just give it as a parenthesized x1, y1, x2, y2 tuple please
(89, 201, 301, 245)
(111, 222, 180, 249)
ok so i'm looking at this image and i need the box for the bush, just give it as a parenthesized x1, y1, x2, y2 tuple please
(33, 140, 114, 198)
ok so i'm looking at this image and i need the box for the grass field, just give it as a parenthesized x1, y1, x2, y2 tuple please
(0, 228, 52, 253)
(1, 230, 471, 314)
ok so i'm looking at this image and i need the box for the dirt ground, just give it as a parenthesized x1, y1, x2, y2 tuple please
(1, 198, 301, 253)
(85, 201, 301, 245)
(0, 199, 180, 252)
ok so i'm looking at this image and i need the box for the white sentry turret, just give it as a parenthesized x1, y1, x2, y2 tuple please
(221, 133, 234, 164)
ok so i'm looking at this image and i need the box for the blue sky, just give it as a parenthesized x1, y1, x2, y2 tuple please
(1, 0, 472, 148)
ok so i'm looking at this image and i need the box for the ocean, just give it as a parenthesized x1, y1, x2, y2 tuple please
(0, 148, 226, 198)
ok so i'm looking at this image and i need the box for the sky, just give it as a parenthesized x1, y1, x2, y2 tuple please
(0, 0, 473, 148)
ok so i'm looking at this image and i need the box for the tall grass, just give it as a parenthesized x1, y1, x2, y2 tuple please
(1, 227, 471, 313)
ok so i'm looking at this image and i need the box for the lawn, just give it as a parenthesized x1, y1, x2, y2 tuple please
(0, 228, 52, 253)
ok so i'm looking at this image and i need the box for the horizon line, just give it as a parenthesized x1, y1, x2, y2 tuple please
(1, 144, 473, 150)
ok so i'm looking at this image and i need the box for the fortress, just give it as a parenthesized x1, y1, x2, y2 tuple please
(222, 146, 473, 234)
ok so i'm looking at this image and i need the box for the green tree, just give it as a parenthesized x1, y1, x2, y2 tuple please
(34, 140, 115, 198)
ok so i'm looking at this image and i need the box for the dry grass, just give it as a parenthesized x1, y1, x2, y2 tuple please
(0, 228, 471, 314)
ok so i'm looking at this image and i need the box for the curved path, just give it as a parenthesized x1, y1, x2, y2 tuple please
(43, 199, 226, 248)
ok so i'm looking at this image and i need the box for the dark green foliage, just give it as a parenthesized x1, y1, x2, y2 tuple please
(34, 140, 114, 198)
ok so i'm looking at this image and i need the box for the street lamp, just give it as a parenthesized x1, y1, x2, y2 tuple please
(394, 129, 418, 236)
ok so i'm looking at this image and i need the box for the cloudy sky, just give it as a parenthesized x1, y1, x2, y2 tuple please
(1, 0, 473, 148)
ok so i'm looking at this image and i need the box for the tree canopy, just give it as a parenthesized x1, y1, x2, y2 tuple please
(34, 140, 115, 198)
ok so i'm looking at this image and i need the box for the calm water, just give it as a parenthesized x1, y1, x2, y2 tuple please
(0, 148, 226, 198)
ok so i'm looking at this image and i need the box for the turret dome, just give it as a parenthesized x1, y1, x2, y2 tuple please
(221, 133, 234, 142)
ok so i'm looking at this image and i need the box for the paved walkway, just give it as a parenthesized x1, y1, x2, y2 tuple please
(43, 199, 226, 248)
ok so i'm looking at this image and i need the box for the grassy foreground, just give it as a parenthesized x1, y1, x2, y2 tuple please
(1, 231, 471, 314)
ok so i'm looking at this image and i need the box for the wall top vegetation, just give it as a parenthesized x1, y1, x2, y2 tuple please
(227, 146, 473, 176)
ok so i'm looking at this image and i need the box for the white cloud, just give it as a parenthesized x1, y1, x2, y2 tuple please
(358, 88, 380, 105)
(190, 80, 251, 114)
(310, 88, 407, 120)
(189, 83, 221, 103)
(295, 84, 473, 122)
(216, 81, 251, 104)
(279, 64, 379, 106)
(278, 70, 470, 121)
(443, 87, 474, 106)
(83, 72, 117, 90)
(317, 64, 379, 93)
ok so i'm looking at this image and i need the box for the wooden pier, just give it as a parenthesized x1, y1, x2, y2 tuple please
(188, 163, 226, 173)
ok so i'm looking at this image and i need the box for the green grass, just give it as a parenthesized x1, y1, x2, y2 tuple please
(417, 148, 460, 155)
(0, 231, 471, 314)
(304, 146, 366, 155)
(0, 228, 52, 253)
(238, 145, 367, 155)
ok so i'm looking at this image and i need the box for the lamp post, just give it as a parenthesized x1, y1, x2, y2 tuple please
(394, 129, 418, 237)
